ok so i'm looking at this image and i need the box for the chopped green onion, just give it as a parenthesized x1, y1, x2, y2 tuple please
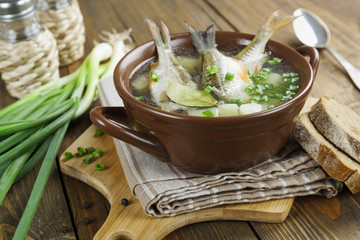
(64, 152, 74, 160)
(155, 106, 162, 110)
(225, 72, 234, 81)
(202, 110, 215, 117)
(275, 94, 284, 99)
(150, 70, 159, 82)
(260, 95, 269, 102)
(95, 164, 105, 171)
(136, 96, 145, 102)
(267, 57, 282, 65)
(230, 99, 246, 106)
(77, 147, 86, 156)
(286, 90, 296, 96)
(289, 85, 299, 91)
(95, 129, 104, 137)
(203, 86, 213, 94)
(83, 156, 93, 164)
(208, 65, 219, 75)
(245, 84, 256, 92)
(282, 73, 291, 78)
(92, 149, 104, 158)
(85, 147, 95, 154)
(281, 95, 292, 101)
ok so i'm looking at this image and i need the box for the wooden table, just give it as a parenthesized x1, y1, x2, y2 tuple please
(1, 0, 360, 239)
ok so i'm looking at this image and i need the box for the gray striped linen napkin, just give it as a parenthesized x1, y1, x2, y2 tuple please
(98, 76, 343, 217)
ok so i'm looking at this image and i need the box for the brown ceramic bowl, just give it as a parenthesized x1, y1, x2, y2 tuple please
(90, 31, 319, 174)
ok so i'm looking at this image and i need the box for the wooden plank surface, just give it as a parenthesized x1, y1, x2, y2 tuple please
(1, 0, 360, 239)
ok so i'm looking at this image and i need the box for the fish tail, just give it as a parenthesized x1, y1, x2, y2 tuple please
(186, 22, 216, 52)
(235, 11, 296, 61)
(145, 18, 169, 49)
(160, 21, 171, 48)
(263, 11, 297, 34)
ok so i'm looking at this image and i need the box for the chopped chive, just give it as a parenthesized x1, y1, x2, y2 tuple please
(289, 85, 299, 91)
(202, 110, 215, 117)
(203, 86, 213, 94)
(155, 106, 162, 110)
(225, 72, 234, 81)
(150, 70, 159, 82)
(260, 95, 269, 102)
(281, 95, 292, 101)
(92, 149, 104, 158)
(245, 84, 256, 92)
(64, 152, 73, 160)
(136, 96, 145, 102)
(267, 57, 282, 65)
(230, 98, 245, 106)
(95, 129, 104, 137)
(208, 65, 219, 75)
(95, 164, 105, 171)
(77, 147, 86, 156)
(83, 156, 93, 164)
(282, 73, 291, 78)
(85, 147, 95, 154)
(286, 91, 296, 96)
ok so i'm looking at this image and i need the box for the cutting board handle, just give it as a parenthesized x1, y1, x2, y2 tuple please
(90, 106, 169, 161)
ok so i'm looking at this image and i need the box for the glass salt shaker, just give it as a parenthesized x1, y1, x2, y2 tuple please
(0, 0, 43, 42)
(0, 0, 59, 99)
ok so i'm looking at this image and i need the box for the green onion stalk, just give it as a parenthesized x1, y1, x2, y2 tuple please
(0, 30, 134, 240)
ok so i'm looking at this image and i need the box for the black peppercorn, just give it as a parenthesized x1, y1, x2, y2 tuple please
(82, 201, 90, 209)
(83, 217, 90, 225)
(121, 198, 129, 206)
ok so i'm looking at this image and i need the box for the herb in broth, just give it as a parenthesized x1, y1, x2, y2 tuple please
(130, 52, 300, 116)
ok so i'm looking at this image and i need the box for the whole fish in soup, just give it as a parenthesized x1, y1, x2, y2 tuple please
(144, 19, 198, 111)
(187, 23, 253, 103)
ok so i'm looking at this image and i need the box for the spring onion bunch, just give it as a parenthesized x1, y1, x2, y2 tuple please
(0, 29, 134, 239)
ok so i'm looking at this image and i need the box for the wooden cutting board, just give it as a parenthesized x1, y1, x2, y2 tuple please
(59, 124, 295, 240)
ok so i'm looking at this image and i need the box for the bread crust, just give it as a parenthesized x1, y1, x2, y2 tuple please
(309, 96, 360, 162)
(294, 113, 356, 181)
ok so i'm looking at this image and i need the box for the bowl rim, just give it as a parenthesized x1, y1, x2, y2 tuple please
(113, 31, 314, 126)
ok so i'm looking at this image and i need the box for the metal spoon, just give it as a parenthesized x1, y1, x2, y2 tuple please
(292, 8, 360, 89)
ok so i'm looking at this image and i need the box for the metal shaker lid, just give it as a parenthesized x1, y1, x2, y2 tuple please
(36, 0, 71, 11)
(0, 0, 35, 22)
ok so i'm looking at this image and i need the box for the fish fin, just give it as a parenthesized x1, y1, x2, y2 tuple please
(264, 11, 298, 33)
(239, 64, 252, 84)
(186, 22, 216, 52)
(235, 11, 296, 60)
(145, 19, 167, 49)
(160, 21, 171, 49)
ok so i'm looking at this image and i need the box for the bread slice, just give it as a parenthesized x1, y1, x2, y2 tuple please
(293, 112, 360, 194)
(309, 96, 360, 162)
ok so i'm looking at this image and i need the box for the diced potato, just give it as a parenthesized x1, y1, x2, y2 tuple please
(131, 73, 150, 91)
(188, 107, 219, 117)
(265, 72, 283, 87)
(217, 104, 239, 117)
(239, 103, 263, 115)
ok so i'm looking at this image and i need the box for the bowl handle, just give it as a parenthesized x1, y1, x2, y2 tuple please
(295, 46, 320, 77)
(90, 106, 169, 162)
